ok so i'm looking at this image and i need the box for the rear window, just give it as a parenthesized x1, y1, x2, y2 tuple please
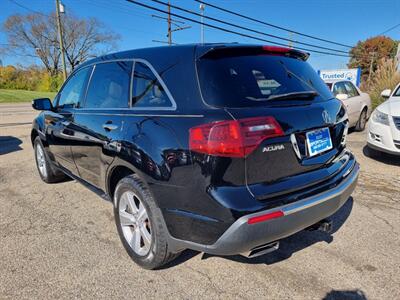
(197, 55, 333, 108)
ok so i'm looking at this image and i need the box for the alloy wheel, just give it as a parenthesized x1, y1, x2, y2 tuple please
(36, 143, 48, 178)
(118, 191, 152, 256)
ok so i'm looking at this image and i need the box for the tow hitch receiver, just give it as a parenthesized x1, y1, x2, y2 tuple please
(306, 219, 333, 233)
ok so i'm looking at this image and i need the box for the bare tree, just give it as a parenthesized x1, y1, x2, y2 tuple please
(2, 12, 119, 75)
(62, 17, 118, 70)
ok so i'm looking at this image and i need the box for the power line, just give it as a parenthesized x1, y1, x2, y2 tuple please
(150, 0, 349, 54)
(76, 0, 170, 38)
(125, 0, 350, 58)
(379, 22, 400, 35)
(7, 0, 50, 17)
(152, 1, 191, 45)
(194, 0, 354, 49)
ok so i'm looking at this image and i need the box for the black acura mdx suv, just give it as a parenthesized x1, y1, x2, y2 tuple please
(31, 44, 359, 269)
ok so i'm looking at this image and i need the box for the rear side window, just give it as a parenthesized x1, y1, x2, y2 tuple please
(343, 81, 359, 97)
(85, 61, 132, 108)
(131, 61, 173, 108)
(197, 55, 333, 108)
(332, 82, 347, 96)
(57, 67, 92, 108)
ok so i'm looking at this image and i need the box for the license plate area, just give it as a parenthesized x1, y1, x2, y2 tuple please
(306, 127, 333, 157)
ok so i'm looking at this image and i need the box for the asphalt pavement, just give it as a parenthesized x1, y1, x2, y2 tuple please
(0, 103, 399, 299)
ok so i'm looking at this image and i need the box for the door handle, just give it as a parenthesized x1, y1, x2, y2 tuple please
(103, 122, 118, 131)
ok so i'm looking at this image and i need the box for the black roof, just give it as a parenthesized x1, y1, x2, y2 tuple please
(78, 43, 234, 69)
(77, 43, 309, 70)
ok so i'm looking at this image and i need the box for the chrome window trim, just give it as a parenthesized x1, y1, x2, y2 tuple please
(55, 65, 93, 109)
(79, 58, 177, 111)
(129, 61, 135, 109)
(131, 58, 177, 111)
(81, 65, 96, 108)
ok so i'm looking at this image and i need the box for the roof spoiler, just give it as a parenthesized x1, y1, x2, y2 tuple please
(198, 45, 310, 61)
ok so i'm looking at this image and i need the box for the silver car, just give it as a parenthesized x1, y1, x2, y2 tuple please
(326, 80, 371, 131)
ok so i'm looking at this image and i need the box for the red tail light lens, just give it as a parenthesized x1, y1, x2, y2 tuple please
(189, 116, 284, 158)
(262, 45, 292, 53)
(262, 45, 309, 61)
(247, 210, 284, 224)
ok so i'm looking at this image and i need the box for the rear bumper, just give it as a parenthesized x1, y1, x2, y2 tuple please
(169, 161, 359, 255)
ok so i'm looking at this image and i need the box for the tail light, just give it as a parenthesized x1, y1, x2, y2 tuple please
(189, 116, 284, 158)
(262, 45, 292, 53)
(262, 45, 309, 61)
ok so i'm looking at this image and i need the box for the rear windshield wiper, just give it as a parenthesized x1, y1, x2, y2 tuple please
(265, 91, 319, 101)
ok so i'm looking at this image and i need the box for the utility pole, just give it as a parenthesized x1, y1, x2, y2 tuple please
(200, 3, 205, 44)
(55, 0, 67, 81)
(368, 52, 376, 83)
(167, 0, 172, 45)
(288, 32, 294, 48)
(151, 2, 190, 46)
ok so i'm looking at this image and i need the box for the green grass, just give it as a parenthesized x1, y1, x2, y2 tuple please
(0, 89, 56, 103)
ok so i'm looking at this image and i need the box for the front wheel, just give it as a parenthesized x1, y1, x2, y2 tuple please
(34, 137, 67, 183)
(114, 174, 179, 269)
(355, 108, 367, 131)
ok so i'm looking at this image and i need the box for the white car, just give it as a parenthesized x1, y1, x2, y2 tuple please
(367, 85, 400, 155)
(326, 80, 372, 131)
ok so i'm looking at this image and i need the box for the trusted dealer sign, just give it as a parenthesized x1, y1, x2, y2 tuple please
(318, 68, 361, 87)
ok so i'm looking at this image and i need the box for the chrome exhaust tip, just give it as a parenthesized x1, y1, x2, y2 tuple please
(242, 241, 280, 258)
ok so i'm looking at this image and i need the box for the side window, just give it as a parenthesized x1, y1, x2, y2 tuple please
(85, 61, 132, 108)
(132, 61, 173, 108)
(344, 82, 359, 98)
(332, 82, 347, 96)
(57, 67, 92, 108)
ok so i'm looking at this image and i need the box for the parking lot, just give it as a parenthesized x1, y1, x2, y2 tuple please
(1, 103, 399, 299)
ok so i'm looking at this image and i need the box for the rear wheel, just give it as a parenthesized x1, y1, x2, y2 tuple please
(34, 137, 67, 183)
(355, 108, 367, 131)
(114, 174, 179, 269)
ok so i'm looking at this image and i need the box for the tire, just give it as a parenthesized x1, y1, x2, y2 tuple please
(366, 145, 382, 158)
(355, 108, 367, 131)
(33, 137, 67, 183)
(114, 174, 180, 269)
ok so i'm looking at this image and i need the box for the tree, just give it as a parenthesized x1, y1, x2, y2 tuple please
(348, 36, 398, 81)
(2, 12, 119, 76)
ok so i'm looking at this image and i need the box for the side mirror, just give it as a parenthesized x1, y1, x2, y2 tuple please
(381, 89, 391, 99)
(32, 98, 53, 111)
(336, 93, 348, 101)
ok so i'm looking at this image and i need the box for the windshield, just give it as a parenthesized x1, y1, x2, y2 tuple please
(197, 54, 334, 108)
(394, 85, 400, 97)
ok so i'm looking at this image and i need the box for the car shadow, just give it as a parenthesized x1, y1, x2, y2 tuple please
(322, 289, 367, 300)
(362, 145, 400, 166)
(0, 136, 23, 155)
(347, 127, 357, 135)
(161, 197, 354, 269)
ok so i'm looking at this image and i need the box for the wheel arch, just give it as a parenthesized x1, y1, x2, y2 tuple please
(106, 160, 153, 206)
(361, 104, 369, 120)
(31, 128, 39, 146)
(107, 165, 135, 204)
